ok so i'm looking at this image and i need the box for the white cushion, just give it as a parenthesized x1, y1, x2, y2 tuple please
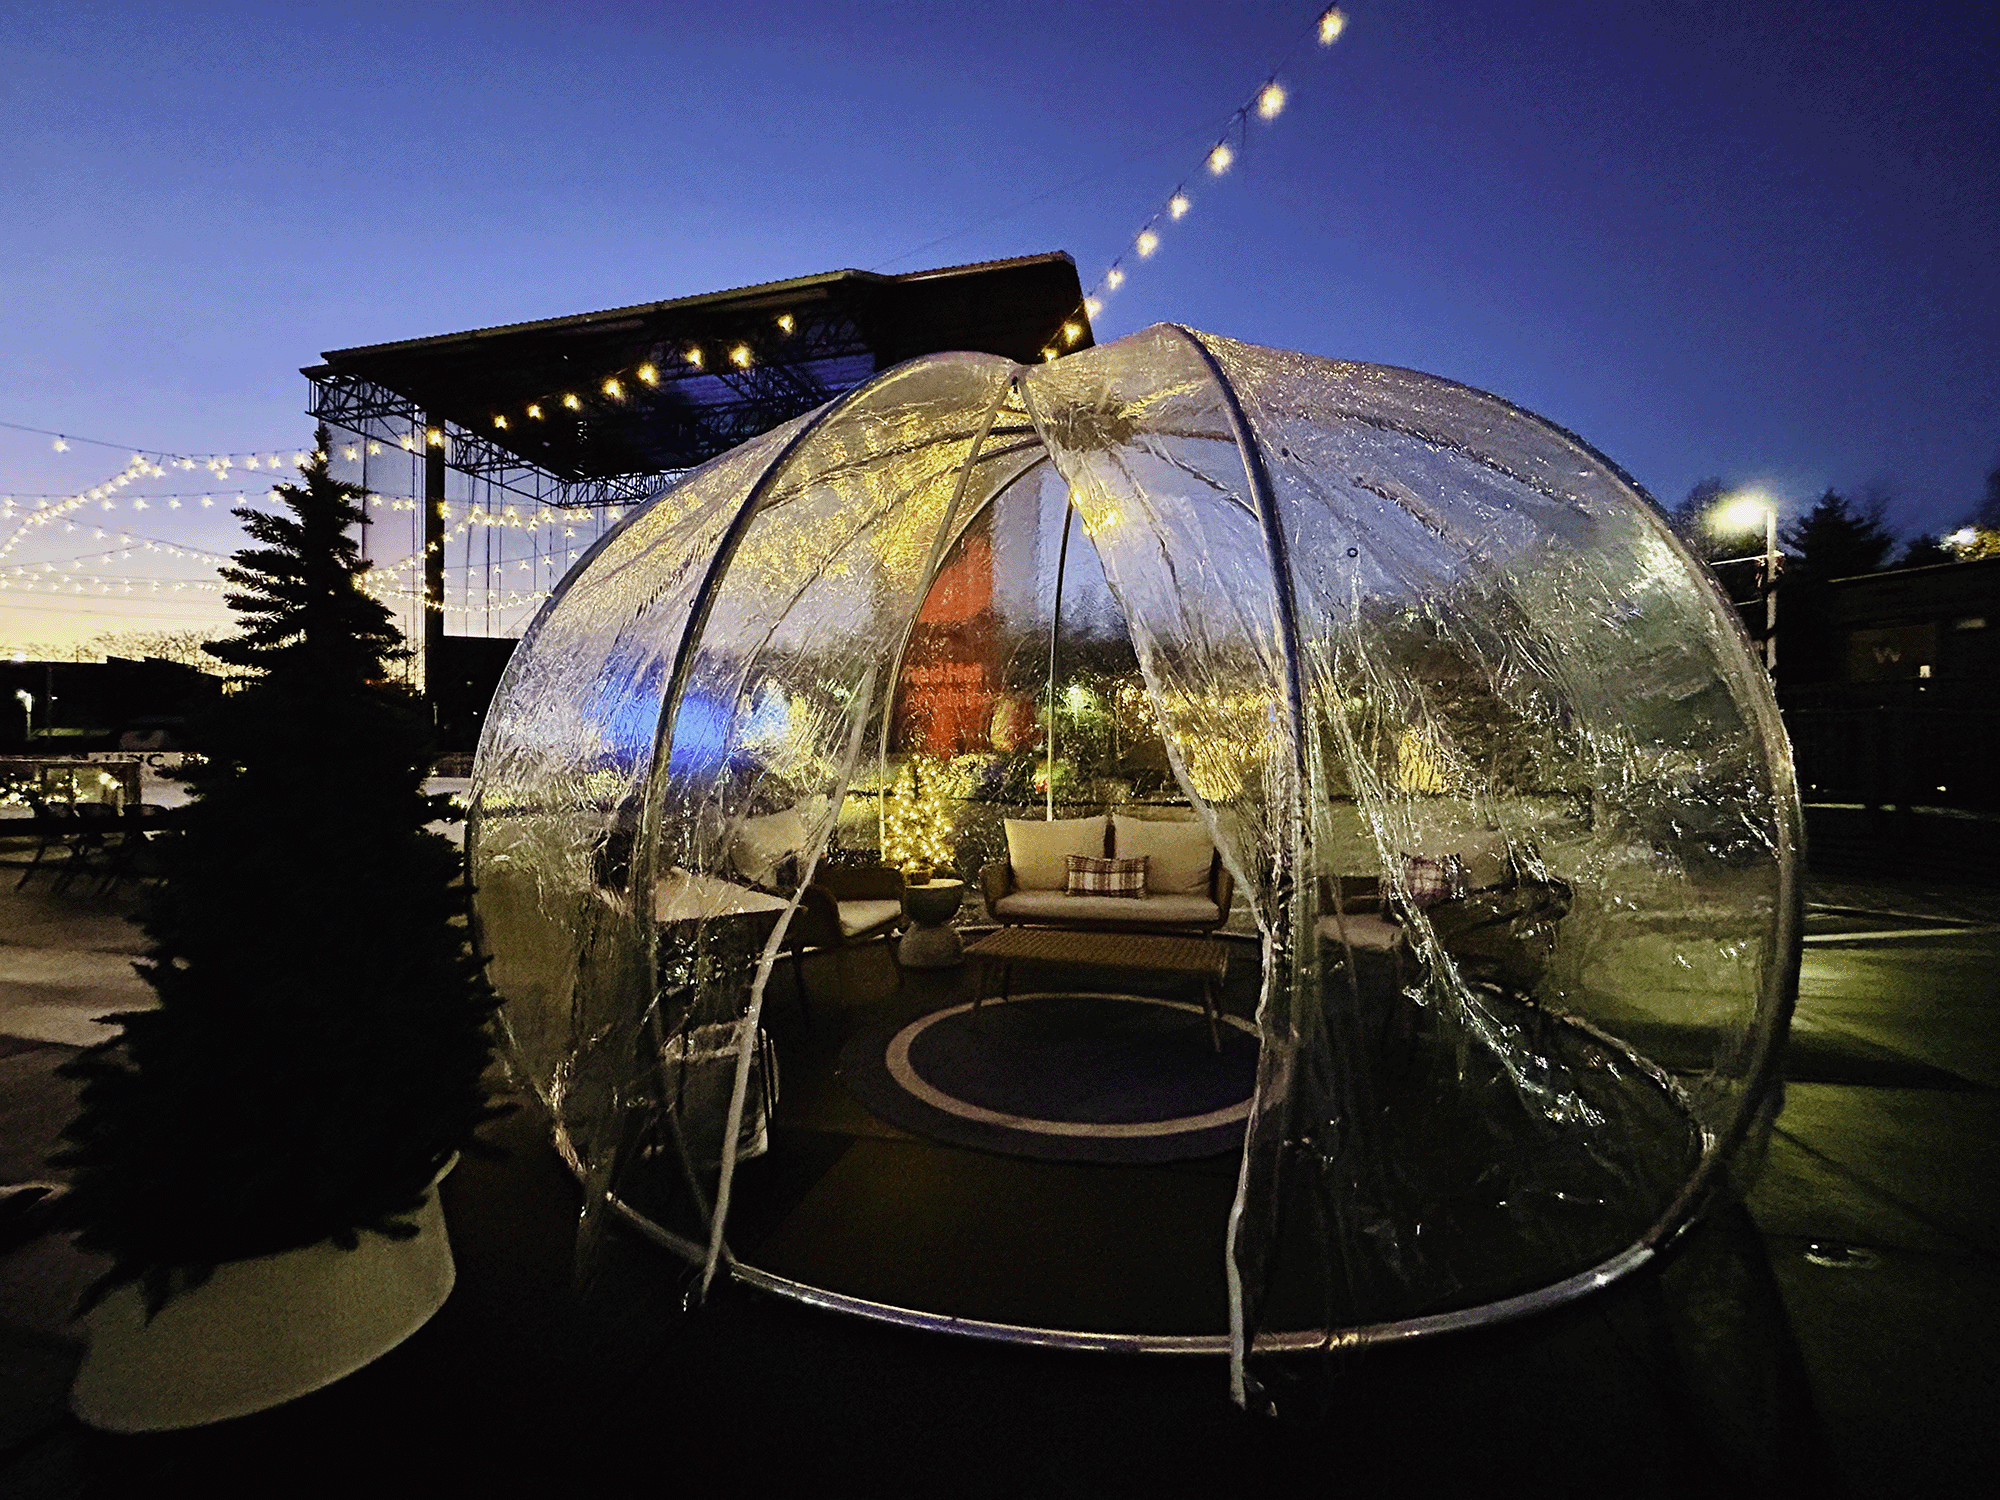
(731, 807, 807, 888)
(1111, 814, 1215, 893)
(1004, 816, 1108, 890)
(1317, 913, 1403, 953)
(837, 898, 903, 938)
(993, 890, 1221, 926)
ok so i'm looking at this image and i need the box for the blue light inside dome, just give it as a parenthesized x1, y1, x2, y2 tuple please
(666, 691, 733, 778)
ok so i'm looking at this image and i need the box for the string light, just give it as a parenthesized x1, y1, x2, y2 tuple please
(1075, 4, 1347, 340)
(52, 437, 68, 452)
(729, 344, 753, 368)
(602, 378, 623, 399)
(776, 313, 795, 333)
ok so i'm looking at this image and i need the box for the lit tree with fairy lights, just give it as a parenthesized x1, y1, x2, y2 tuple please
(881, 755, 955, 878)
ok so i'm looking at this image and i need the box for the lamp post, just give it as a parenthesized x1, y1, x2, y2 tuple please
(1712, 492, 1779, 674)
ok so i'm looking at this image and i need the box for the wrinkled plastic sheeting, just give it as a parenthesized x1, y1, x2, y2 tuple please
(1026, 328, 1796, 1366)
(471, 324, 1799, 1383)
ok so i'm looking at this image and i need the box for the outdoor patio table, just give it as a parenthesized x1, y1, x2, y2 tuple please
(962, 927, 1230, 1051)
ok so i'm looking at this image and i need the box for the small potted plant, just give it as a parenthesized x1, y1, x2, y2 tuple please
(54, 430, 504, 1431)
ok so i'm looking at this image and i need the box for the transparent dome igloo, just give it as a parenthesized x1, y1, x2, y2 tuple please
(468, 324, 1800, 1384)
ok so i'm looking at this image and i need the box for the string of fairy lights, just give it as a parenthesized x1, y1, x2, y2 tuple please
(0, 440, 612, 622)
(3, 4, 1352, 640)
(1068, 5, 1348, 347)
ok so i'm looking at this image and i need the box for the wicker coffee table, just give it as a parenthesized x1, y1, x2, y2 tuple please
(961, 927, 1231, 1051)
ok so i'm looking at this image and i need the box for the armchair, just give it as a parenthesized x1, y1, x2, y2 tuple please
(782, 863, 906, 1018)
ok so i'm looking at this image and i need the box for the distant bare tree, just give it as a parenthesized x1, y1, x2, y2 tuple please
(1666, 478, 1736, 562)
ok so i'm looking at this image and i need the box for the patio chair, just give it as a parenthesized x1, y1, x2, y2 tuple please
(51, 802, 127, 894)
(781, 864, 906, 1024)
(14, 793, 79, 889)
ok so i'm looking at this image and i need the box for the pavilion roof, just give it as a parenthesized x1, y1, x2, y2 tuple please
(303, 253, 1090, 482)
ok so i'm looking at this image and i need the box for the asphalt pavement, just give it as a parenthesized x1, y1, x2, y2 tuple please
(1, 858, 1994, 1495)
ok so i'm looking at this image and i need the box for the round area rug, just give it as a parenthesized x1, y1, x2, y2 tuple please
(840, 992, 1261, 1164)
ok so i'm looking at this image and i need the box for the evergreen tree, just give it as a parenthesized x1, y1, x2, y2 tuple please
(1779, 490, 1895, 581)
(57, 428, 501, 1311)
(1771, 490, 1895, 687)
(1898, 533, 1955, 569)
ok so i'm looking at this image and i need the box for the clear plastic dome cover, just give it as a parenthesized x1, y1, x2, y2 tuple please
(469, 325, 1800, 1393)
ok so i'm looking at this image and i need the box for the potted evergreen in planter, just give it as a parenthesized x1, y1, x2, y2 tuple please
(55, 429, 503, 1431)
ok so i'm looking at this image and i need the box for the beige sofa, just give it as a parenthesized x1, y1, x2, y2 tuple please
(979, 813, 1233, 934)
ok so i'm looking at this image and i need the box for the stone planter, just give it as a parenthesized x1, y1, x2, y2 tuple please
(70, 1164, 456, 1433)
(900, 878, 965, 968)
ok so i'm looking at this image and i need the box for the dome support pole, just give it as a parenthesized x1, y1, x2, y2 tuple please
(1046, 491, 1079, 820)
(1162, 326, 1315, 1407)
(705, 375, 1022, 1296)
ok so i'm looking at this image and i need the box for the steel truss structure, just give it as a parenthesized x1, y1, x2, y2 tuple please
(304, 254, 1090, 516)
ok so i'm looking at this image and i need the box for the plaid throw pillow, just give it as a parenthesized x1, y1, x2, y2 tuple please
(1065, 854, 1148, 898)
(1400, 853, 1454, 907)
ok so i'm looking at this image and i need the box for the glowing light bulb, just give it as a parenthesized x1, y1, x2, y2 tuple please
(1257, 82, 1286, 119)
(602, 378, 622, 399)
(1208, 142, 1233, 174)
(686, 346, 704, 368)
(1318, 6, 1346, 44)
(1062, 321, 1082, 345)
(1136, 229, 1159, 257)
(426, 428, 443, 447)
(1107, 267, 1125, 289)
(1041, 347, 1058, 363)
(527, 404, 542, 419)
(344, 446, 358, 460)
(1169, 193, 1191, 219)
(637, 363, 658, 384)
(401, 435, 416, 451)
(561, 394, 581, 411)
(729, 344, 752, 368)
(777, 312, 795, 333)
(493, 415, 509, 429)
(1084, 297, 1103, 318)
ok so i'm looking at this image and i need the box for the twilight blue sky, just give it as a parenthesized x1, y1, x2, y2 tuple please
(4, 0, 1996, 648)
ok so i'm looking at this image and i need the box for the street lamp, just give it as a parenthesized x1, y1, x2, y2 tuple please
(1710, 491, 1779, 673)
